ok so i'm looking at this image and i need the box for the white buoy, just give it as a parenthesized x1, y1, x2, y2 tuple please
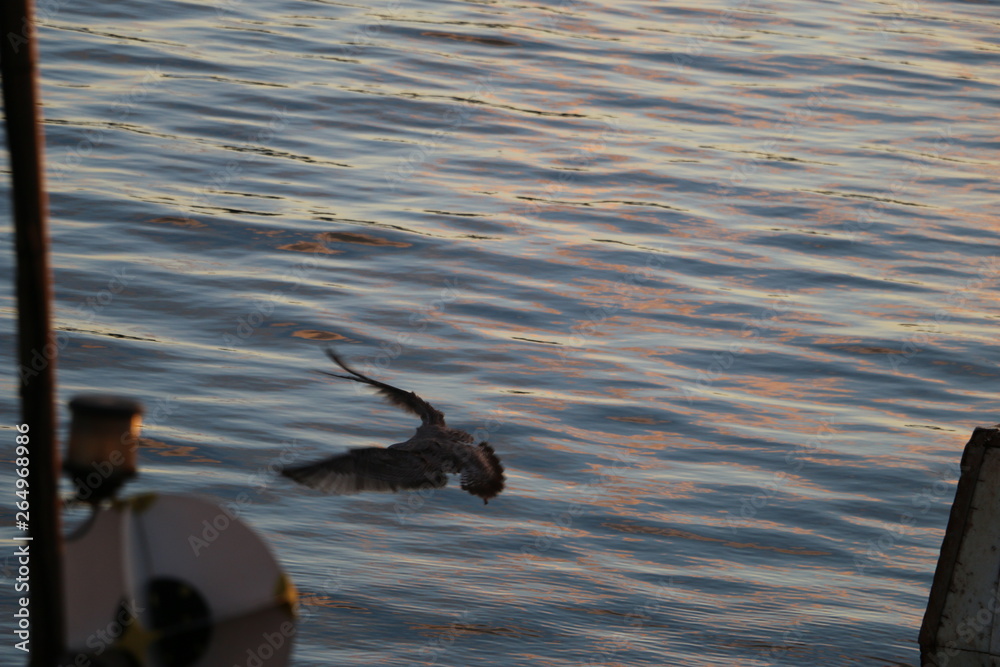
(63, 493, 297, 666)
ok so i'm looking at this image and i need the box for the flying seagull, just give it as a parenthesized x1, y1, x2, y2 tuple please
(281, 349, 506, 504)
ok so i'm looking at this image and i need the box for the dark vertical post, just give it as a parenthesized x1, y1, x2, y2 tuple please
(0, 1, 65, 665)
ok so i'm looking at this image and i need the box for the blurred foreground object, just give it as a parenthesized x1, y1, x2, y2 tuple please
(62, 494, 297, 667)
(920, 426, 1000, 666)
(62, 394, 297, 666)
(65, 395, 142, 503)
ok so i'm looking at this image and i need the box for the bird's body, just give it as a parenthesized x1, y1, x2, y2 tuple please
(281, 350, 505, 504)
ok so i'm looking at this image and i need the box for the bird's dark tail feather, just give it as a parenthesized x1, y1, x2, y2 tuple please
(317, 346, 446, 426)
(317, 348, 369, 384)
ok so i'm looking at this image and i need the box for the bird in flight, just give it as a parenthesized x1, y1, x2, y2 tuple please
(281, 349, 506, 504)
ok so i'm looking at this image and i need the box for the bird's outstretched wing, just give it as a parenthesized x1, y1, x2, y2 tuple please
(459, 442, 506, 504)
(281, 447, 447, 495)
(320, 348, 446, 427)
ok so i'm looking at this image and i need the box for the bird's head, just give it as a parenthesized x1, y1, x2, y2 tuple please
(461, 442, 506, 504)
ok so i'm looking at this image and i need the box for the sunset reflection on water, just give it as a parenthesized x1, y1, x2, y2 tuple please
(1, 0, 998, 665)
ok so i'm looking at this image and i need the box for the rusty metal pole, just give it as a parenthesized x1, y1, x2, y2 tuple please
(0, 1, 65, 665)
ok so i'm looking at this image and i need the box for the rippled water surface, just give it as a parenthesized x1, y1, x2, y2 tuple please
(2, 0, 1000, 664)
